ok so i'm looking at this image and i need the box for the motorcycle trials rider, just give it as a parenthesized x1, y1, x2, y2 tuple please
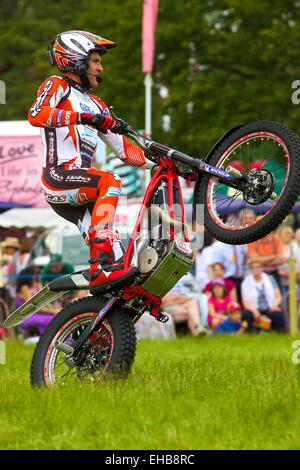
(28, 30, 156, 293)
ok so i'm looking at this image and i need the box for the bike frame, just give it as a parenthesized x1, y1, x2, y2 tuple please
(124, 156, 189, 270)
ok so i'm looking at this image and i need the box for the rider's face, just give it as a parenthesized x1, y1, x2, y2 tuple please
(87, 52, 103, 89)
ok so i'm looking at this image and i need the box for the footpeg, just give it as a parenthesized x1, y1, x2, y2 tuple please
(155, 312, 169, 323)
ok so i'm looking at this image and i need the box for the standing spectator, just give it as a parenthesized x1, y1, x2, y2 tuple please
(291, 228, 300, 268)
(194, 232, 215, 290)
(203, 262, 237, 301)
(215, 301, 248, 335)
(207, 279, 232, 330)
(241, 261, 286, 332)
(7, 237, 33, 302)
(16, 266, 59, 339)
(210, 241, 246, 302)
(277, 225, 295, 295)
(41, 253, 74, 286)
(247, 229, 284, 289)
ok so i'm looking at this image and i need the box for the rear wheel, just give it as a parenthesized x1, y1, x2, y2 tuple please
(193, 121, 300, 244)
(30, 296, 136, 386)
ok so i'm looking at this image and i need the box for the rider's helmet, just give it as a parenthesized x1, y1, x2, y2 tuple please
(48, 30, 116, 87)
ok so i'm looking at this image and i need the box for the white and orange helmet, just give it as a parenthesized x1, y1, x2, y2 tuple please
(48, 30, 116, 74)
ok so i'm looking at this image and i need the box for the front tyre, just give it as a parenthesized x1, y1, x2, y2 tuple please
(30, 296, 136, 386)
(193, 121, 300, 244)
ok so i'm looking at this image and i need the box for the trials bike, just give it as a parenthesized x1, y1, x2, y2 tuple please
(4, 120, 300, 385)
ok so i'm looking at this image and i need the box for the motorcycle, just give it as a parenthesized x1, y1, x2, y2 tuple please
(4, 120, 300, 386)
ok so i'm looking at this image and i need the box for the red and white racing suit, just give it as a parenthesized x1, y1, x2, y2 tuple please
(28, 75, 154, 242)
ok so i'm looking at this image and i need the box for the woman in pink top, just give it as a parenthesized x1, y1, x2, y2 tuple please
(204, 262, 237, 301)
(207, 279, 232, 330)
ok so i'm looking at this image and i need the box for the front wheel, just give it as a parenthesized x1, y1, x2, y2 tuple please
(30, 296, 136, 386)
(193, 121, 300, 244)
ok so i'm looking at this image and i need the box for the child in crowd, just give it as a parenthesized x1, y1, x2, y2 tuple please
(207, 279, 232, 330)
(215, 301, 248, 335)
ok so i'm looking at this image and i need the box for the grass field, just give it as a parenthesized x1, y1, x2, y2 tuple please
(1, 334, 300, 450)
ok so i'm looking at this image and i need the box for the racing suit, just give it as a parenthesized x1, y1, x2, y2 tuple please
(28, 74, 154, 242)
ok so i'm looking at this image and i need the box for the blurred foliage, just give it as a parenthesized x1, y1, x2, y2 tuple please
(1, 0, 300, 156)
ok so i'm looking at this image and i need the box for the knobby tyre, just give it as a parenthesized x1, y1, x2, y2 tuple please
(30, 296, 136, 386)
(193, 121, 300, 244)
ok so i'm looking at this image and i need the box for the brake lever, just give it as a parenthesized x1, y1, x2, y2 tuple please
(109, 106, 157, 161)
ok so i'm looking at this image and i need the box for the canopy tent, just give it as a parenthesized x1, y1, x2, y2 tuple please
(0, 208, 74, 230)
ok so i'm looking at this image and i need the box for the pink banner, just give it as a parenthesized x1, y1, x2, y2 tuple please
(142, 0, 159, 73)
(0, 135, 47, 208)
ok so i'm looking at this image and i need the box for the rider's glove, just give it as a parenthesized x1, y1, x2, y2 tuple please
(79, 113, 116, 132)
(110, 119, 131, 135)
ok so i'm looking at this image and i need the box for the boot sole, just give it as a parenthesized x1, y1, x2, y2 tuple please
(89, 267, 140, 295)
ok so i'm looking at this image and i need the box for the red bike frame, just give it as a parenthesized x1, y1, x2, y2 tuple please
(122, 156, 191, 317)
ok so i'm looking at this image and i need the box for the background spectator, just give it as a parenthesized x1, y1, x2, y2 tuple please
(203, 262, 237, 301)
(16, 266, 59, 340)
(0, 237, 20, 312)
(41, 253, 74, 286)
(209, 241, 246, 302)
(247, 228, 284, 289)
(161, 273, 206, 336)
(241, 261, 286, 332)
(277, 225, 295, 295)
(207, 279, 232, 330)
(7, 237, 35, 303)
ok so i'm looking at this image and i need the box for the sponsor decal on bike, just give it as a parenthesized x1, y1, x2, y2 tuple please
(30, 79, 53, 117)
(175, 237, 193, 255)
(56, 109, 63, 126)
(203, 164, 232, 180)
(101, 186, 122, 199)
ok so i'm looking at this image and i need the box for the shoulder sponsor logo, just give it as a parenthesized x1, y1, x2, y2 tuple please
(102, 108, 109, 117)
(56, 109, 63, 126)
(65, 110, 72, 126)
(30, 79, 53, 118)
(47, 108, 55, 127)
(80, 102, 92, 113)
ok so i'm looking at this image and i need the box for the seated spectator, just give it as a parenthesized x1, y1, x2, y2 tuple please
(16, 266, 59, 339)
(209, 241, 246, 302)
(247, 225, 285, 289)
(203, 262, 237, 301)
(215, 301, 248, 335)
(207, 279, 232, 330)
(41, 253, 74, 286)
(161, 273, 206, 336)
(241, 261, 286, 332)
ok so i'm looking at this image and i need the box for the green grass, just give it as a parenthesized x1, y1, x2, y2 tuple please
(1, 334, 300, 450)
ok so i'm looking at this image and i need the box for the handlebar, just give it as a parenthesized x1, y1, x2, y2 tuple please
(124, 126, 203, 171)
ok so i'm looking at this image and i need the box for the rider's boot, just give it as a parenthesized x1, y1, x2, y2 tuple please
(88, 226, 138, 293)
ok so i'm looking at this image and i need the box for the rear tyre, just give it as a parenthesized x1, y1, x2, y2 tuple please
(30, 296, 136, 386)
(193, 121, 300, 244)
